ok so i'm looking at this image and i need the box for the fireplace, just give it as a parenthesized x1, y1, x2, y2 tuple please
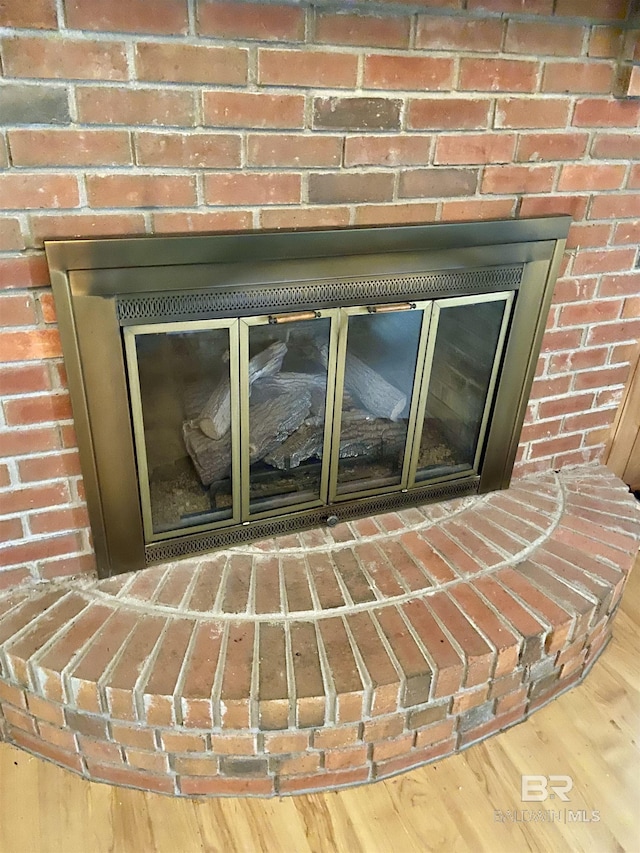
(45, 217, 569, 577)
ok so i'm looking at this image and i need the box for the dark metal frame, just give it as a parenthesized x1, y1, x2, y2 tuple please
(45, 217, 570, 577)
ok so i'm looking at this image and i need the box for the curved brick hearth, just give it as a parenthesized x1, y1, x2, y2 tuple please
(0, 464, 637, 797)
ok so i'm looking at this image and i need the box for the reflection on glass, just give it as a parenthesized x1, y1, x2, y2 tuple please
(416, 298, 508, 482)
(133, 327, 234, 534)
(336, 309, 423, 495)
(247, 318, 331, 513)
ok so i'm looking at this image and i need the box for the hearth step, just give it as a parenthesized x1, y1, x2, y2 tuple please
(0, 465, 637, 797)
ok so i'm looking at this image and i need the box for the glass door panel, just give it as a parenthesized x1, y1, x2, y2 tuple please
(411, 292, 513, 484)
(331, 303, 428, 498)
(240, 310, 338, 517)
(124, 320, 240, 540)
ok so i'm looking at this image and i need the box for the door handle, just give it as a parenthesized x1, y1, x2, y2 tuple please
(367, 302, 416, 314)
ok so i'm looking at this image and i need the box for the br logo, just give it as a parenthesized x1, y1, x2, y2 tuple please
(521, 775, 573, 802)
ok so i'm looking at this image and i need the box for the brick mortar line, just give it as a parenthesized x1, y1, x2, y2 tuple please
(370, 538, 417, 595)
(407, 5, 417, 51)
(52, 0, 65, 29)
(311, 620, 336, 726)
(0, 164, 635, 176)
(307, 6, 635, 28)
(489, 569, 565, 643)
(186, 0, 196, 38)
(283, 620, 297, 729)
(325, 552, 358, 608)
(341, 614, 375, 716)
(395, 535, 444, 589)
(304, 5, 313, 46)
(246, 553, 258, 616)
(369, 608, 410, 701)
(0, 160, 629, 213)
(395, 599, 451, 694)
(2, 124, 634, 142)
(370, 536, 420, 597)
(0, 450, 77, 467)
(301, 552, 322, 613)
(25, 600, 102, 693)
(565, 496, 640, 524)
(429, 593, 492, 688)
(176, 564, 202, 611)
(248, 622, 260, 731)
(0, 35, 607, 64)
(441, 500, 552, 558)
(1, 78, 625, 97)
(152, 566, 187, 611)
(107, 572, 139, 602)
(276, 556, 288, 617)
(247, 45, 258, 88)
(492, 568, 576, 641)
(2, 192, 639, 215)
(0, 530, 88, 558)
(210, 623, 229, 729)
(492, 483, 564, 523)
(527, 553, 605, 605)
(148, 565, 179, 607)
(0, 590, 76, 679)
(209, 553, 231, 615)
(460, 579, 530, 663)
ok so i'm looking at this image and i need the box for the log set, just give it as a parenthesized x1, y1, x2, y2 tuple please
(182, 338, 409, 491)
(183, 374, 313, 487)
(265, 412, 407, 471)
(196, 341, 287, 439)
(317, 344, 407, 421)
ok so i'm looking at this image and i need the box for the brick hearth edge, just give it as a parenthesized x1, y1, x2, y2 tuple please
(0, 463, 637, 797)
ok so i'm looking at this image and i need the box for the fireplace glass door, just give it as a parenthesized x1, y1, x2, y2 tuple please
(239, 310, 339, 518)
(330, 302, 430, 499)
(124, 319, 240, 540)
(410, 291, 513, 484)
(124, 291, 515, 543)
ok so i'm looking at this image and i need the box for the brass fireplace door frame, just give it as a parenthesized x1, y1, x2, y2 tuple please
(45, 217, 570, 577)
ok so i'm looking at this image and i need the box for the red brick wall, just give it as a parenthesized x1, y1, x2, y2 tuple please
(1, 0, 639, 583)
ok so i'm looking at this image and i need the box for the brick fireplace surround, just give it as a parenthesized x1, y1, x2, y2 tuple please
(1, 0, 640, 796)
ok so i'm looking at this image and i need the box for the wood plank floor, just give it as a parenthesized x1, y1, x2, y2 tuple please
(1, 553, 638, 853)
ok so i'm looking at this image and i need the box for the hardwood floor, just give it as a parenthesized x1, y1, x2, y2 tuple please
(1, 554, 638, 853)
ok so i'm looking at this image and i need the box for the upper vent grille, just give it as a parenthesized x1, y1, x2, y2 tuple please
(117, 265, 523, 324)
